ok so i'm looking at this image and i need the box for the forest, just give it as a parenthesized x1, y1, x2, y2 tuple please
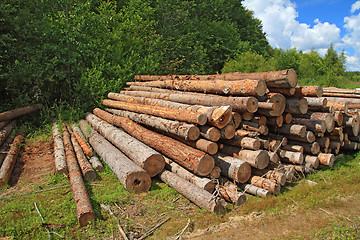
(0, 0, 351, 121)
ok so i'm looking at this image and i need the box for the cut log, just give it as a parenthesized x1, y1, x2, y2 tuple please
(220, 123, 236, 139)
(220, 136, 260, 150)
(199, 125, 221, 142)
(252, 115, 267, 125)
(271, 124, 306, 138)
(285, 98, 308, 115)
(232, 112, 242, 128)
(0, 133, 24, 187)
(61, 125, 95, 226)
(280, 150, 304, 164)
(306, 112, 335, 132)
(208, 166, 221, 179)
(284, 113, 292, 124)
(267, 116, 284, 127)
(0, 120, 16, 146)
(293, 86, 323, 97)
(317, 137, 330, 149)
(122, 89, 259, 112)
(304, 155, 319, 169)
(281, 144, 304, 153)
(343, 141, 358, 151)
(164, 157, 215, 193)
(248, 176, 280, 195)
(88, 156, 104, 172)
(93, 109, 214, 176)
(159, 169, 227, 214)
(238, 183, 270, 198)
(106, 108, 200, 141)
(257, 93, 286, 117)
(0, 104, 42, 122)
(218, 177, 247, 205)
(102, 99, 207, 125)
(213, 153, 251, 183)
(169, 134, 218, 155)
(71, 124, 94, 157)
(52, 123, 68, 174)
(127, 79, 267, 96)
(329, 141, 341, 154)
(251, 168, 286, 186)
(287, 140, 320, 155)
(286, 131, 316, 143)
(305, 97, 328, 108)
(242, 111, 253, 121)
(292, 118, 326, 133)
(327, 101, 348, 113)
(268, 152, 280, 163)
(236, 129, 259, 138)
(86, 113, 165, 177)
(334, 111, 344, 126)
(241, 121, 267, 135)
(318, 153, 335, 167)
(267, 88, 295, 96)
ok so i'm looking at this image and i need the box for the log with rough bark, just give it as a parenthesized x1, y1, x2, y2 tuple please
(294, 112, 335, 132)
(304, 155, 320, 169)
(122, 89, 259, 112)
(238, 183, 271, 198)
(213, 153, 251, 183)
(279, 150, 304, 165)
(0, 133, 24, 187)
(71, 124, 94, 158)
(0, 120, 16, 147)
(86, 113, 165, 177)
(220, 135, 260, 150)
(61, 125, 95, 226)
(199, 125, 221, 142)
(286, 131, 316, 143)
(287, 140, 320, 155)
(304, 97, 328, 108)
(168, 134, 218, 155)
(318, 153, 335, 167)
(292, 118, 326, 133)
(326, 101, 348, 113)
(102, 99, 207, 125)
(317, 137, 331, 149)
(267, 88, 295, 96)
(267, 116, 284, 127)
(248, 176, 280, 195)
(0, 104, 42, 122)
(281, 144, 304, 153)
(164, 157, 215, 193)
(257, 93, 286, 117)
(106, 108, 200, 141)
(270, 124, 306, 138)
(218, 177, 246, 205)
(127, 79, 267, 96)
(93, 108, 214, 176)
(293, 86, 323, 97)
(285, 98, 308, 115)
(108, 92, 232, 129)
(251, 168, 286, 186)
(52, 123, 68, 174)
(343, 141, 358, 150)
(329, 141, 341, 154)
(159, 169, 227, 214)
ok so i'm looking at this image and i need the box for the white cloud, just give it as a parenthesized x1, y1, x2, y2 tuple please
(351, 1, 360, 13)
(343, 8, 360, 71)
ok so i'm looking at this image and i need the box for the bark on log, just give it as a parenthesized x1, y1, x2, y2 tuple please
(232, 112, 242, 128)
(293, 86, 323, 97)
(0, 120, 16, 147)
(271, 124, 306, 137)
(343, 141, 358, 151)
(329, 141, 341, 154)
(164, 157, 215, 193)
(318, 153, 335, 167)
(0, 133, 24, 187)
(0, 104, 42, 122)
(106, 108, 200, 141)
(93, 109, 214, 176)
(267, 88, 295, 96)
(248, 176, 280, 195)
(0, 136, 13, 167)
(241, 121, 267, 135)
(257, 93, 286, 117)
(86, 113, 165, 177)
(295, 112, 335, 132)
(220, 123, 236, 139)
(52, 123, 68, 174)
(285, 98, 308, 115)
(88, 156, 104, 172)
(127, 79, 267, 96)
(281, 144, 304, 153)
(238, 183, 270, 198)
(280, 150, 304, 164)
(61, 125, 95, 226)
(292, 118, 326, 133)
(327, 101, 348, 113)
(199, 125, 221, 142)
(220, 136, 260, 150)
(218, 177, 247, 205)
(286, 131, 316, 143)
(168, 134, 218, 155)
(287, 140, 320, 155)
(305, 97, 328, 108)
(251, 168, 286, 186)
(159, 169, 227, 214)
(71, 124, 94, 157)
(0, 121, 10, 130)
(304, 155, 320, 169)
(122, 89, 259, 112)
(252, 115, 267, 125)
(213, 153, 251, 183)
(259, 139, 270, 150)
(102, 99, 207, 125)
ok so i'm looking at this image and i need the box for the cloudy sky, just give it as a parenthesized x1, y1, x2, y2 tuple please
(243, 0, 360, 71)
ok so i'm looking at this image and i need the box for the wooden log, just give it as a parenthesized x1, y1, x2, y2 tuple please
(257, 93, 286, 117)
(286, 131, 316, 143)
(267, 88, 295, 96)
(109, 92, 232, 129)
(0, 133, 24, 187)
(271, 124, 306, 137)
(218, 177, 247, 205)
(308, 112, 335, 132)
(267, 116, 284, 127)
(241, 121, 267, 135)
(159, 170, 227, 214)
(232, 112, 242, 128)
(285, 98, 308, 114)
(258, 102, 275, 110)
(268, 152, 280, 163)
(93, 109, 214, 176)
(281, 144, 304, 153)
(238, 183, 270, 198)
(251, 168, 286, 186)
(327, 101, 348, 113)
(123, 89, 259, 112)
(213, 153, 251, 183)
(317, 137, 330, 149)
(242, 111, 253, 120)
(199, 125, 220, 142)
(236, 149, 270, 170)
(102, 99, 207, 125)
(0, 104, 42, 122)
(318, 153, 335, 167)
(236, 129, 259, 138)
(304, 97, 327, 108)
(0, 120, 16, 147)
(0, 136, 13, 167)
(329, 141, 341, 154)
(169, 134, 218, 155)
(88, 156, 104, 172)
(71, 124, 94, 157)
(61, 125, 95, 226)
(292, 118, 326, 133)
(220, 136, 260, 150)
(0, 121, 10, 130)
(294, 86, 323, 97)
(52, 122, 68, 174)
(343, 115, 355, 127)
(208, 166, 221, 179)
(164, 157, 215, 193)
(220, 123, 236, 139)
(259, 138, 270, 150)
(342, 141, 358, 151)
(287, 140, 320, 155)
(248, 176, 280, 195)
(304, 155, 320, 169)
(284, 113, 292, 124)
(279, 150, 304, 164)
(86, 113, 165, 177)
(252, 115, 267, 125)
(106, 108, 200, 141)
(334, 111, 344, 126)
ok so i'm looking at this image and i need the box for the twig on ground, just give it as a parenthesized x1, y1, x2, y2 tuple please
(34, 202, 63, 239)
(173, 219, 191, 240)
(100, 204, 129, 240)
(0, 185, 70, 200)
(138, 217, 171, 240)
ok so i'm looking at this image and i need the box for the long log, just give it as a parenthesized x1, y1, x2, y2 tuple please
(199, 125, 221, 142)
(61, 125, 95, 226)
(52, 123, 68, 174)
(218, 177, 247, 205)
(159, 169, 227, 214)
(71, 124, 94, 158)
(213, 153, 251, 183)
(167, 133, 218, 155)
(257, 93, 286, 117)
(293, 86, 323, 97)
(270, 124, 306, 138)
(93, 108, 214, 176)
(238, 183, 270, 198)
(108, 92, 232, 129)
(0, 133, 24, 187)
(127, 79, 267, 96)
(295, 112, 335, 132)
(86, 113, 165, 177)
(0, 136, 14, 167)
(102, 99, 207, 125)
(0, 120, 16, 146)
(292, 118, 326, 133)
(122, 89, 258, 112)
(0, 104, 42, 122)
(285, 98, 308, 115)
(304, 97, 327, 108)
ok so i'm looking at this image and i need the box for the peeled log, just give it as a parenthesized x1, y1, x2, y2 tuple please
(248, 176, 280, 195)
(0, 104, 42, 122)
(285, 98, 308, 115)
(102, 99, 207, 125)
(61, 125, 95, 226)
(0, 120, 16, 146)
(318, 153, 335, 167)
(218, 177, 247, 205)
(93, 108, 214, 176)
(238, 183, 270, 198)
(213, 153, 251, 183)
(86, 113, 165, 177)
(106, 108, 199, 141)
(52, 123, 68, 174)
(159, 169, 227, 214)
(0, 134, 24, 187)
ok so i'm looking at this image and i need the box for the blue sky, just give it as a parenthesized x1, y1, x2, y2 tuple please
(243, 0, 360, 71)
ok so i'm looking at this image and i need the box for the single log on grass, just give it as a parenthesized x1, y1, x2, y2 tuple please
(199, 125, 220, 142)
(248, 176, 280, 195)
(213, 153, 251, 183)
(238, 183, 270, 198)
(318, 153, 335, 167)
(0, 133, 24, 187)
(102, 99, 207, 125)
(0, 104, 42, 122)
(218, 177, 246, 205)
(52, 123, 68, 174)
(86, 113, 165, 177)
(0, 120, 16, 146)
(127, 79, 267, 96)
(159, 169, 227, 214)
(93, 109, 214, 176)
(285, 98, 308, 115)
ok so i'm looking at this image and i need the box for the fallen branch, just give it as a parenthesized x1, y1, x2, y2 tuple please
(138, 217, 171, 240)
(100, 204, 129, 240)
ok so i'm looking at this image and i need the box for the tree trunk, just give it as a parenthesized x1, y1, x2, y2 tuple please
(318, 153, 335, 167)
(213, 153, 251, 183)
(327, 101, 348, 113)
(159, 169, 227, 214)
(52, 123, 68, 174)
(257, 93, 286, 117)
(292, 118, 326, 133)
(304, 155, 319, 169)
(218, 177, 246, 205)
(270, 124, 306, 137)
(199, 125, 221, 142)
(285, 98, 308, 114)
(167, 133, 219, 155)
(279, 150, 304, 164)
(0, 133, 24, 187)
(286, 131, 316, 143)
(0, 120, 16, 146)
(238, 183, 270, 198)
(220, 136, 260, 150)
(248, 176, 280, 195)
(86, 113, 165, 177)
(102, 99, 207, 125)
(267, 88, 295, 96)
(0, 104, 42, 122)
(61, 124, 95, 226)
(93, 109, 214, 176)
(71, 124, 94, 157)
